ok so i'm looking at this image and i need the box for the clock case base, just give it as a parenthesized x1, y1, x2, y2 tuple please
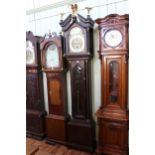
(26, 110, 46, 140)
(45, 114, 69, 145)
(96, 109, 129, 155)
(67, 119, 95, 152)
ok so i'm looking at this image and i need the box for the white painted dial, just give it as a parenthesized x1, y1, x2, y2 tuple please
(104, 29, 122, 47)
(46, 44, 59, 68)
(26, 40, 35, 64)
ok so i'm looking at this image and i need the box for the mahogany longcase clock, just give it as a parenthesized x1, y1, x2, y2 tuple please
(95, 14, 129, 155)
(60, 5, 95, 152)
(41, 33, 68, 144)
(26, 31, 46, 139)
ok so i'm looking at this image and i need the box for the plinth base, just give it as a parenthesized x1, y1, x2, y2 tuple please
(67, 119, 95, 152)
(46, 114, 68, 145)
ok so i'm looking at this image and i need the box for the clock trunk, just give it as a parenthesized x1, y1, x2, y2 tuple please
(26, 31, 46, 140)
(41, 34, 69, 145)
(95, 14, 129, 155)
(60, 12, 95, 152)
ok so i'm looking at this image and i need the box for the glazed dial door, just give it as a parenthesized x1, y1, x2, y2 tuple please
(46, 44, 60, 68)
(69, 27, 85, 53)
(103, 55, 126, 109)
(103, 29, 123, 48)
(26, 40, 35, 65)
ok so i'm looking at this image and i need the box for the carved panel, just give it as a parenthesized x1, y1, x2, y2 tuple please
(71, 62, 87, 119)
(26, 72, 39, 110)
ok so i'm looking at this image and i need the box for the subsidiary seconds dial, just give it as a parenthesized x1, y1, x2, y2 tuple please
(104, 29, 122, 48)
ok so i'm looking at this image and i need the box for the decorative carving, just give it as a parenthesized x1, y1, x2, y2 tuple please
(26, 73, 38, 109)
(72, 64, 86, 119)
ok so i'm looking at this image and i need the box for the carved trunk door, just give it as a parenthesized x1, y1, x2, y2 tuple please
(26, 72, 40, 110)
(71, 61, 88, 120)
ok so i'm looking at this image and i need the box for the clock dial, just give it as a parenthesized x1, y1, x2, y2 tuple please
(104, 29, 122, 47)
(69, 27, 85, 53)
(46, 44, 59, 68)
(26, 40, 35, 64)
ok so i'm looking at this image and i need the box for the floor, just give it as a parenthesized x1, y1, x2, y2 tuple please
(26, 138, 95, 155)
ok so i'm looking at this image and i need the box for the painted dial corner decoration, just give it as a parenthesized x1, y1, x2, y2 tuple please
(104, 29, 122, 48)
(26, 40, 35, 65)
(69, 27, 85, 53)
(46, 44, 59, 68)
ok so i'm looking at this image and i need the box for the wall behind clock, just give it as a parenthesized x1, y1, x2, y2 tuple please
(26, 0, 129, 138)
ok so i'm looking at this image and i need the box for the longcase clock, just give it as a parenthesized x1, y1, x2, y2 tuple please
(95, 14, 129, 155)
(26, 31, 46, 139)
(60, 5, 95, 152)
(41, 33, 68, 144)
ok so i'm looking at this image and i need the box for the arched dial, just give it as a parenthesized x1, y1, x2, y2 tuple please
(104, 29, 122, 47)
(26, 40, 35, 64)
(69, 27, 85, 53)
(46, 44, 59, 68)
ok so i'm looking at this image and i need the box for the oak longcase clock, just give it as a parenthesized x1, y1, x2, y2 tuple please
(95, 14, 129, 155)
(41, 33, 68, 144)
(26, 31, 46, 139)
(60, 5, 95, 152)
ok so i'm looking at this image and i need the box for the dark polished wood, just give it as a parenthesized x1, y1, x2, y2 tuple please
(41, 34, 69, 145)
(26, 31, 46, 140)
(95, 14, 129, 155)
(60, 9, 95, 152)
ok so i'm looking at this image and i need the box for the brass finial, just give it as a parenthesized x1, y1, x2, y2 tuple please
(48, 30, 51, 37)
(71, 4, 78, 16)
(85, 7, 92, 16)
(60, 13, 64, 21)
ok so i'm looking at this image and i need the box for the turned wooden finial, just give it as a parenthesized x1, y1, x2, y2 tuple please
(71, 4, 78, 16)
